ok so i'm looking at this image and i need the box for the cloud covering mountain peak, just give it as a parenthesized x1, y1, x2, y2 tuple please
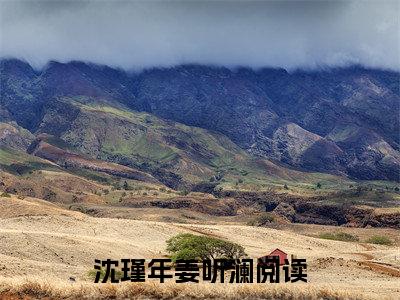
(1, 0, 399, 71)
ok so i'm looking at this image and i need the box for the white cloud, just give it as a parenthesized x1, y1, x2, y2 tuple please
(0, 0, 399, 70)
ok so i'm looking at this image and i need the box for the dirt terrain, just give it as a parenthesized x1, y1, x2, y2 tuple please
(0, 195, 399, 299)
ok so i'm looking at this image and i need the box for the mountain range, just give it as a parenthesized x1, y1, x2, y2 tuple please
(1, 58, 399, 187)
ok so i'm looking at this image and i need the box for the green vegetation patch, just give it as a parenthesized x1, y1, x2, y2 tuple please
(365, 235, 393, 246)
(87, 267, 123, 282)
(166, 233, 247, 262)
(0, 148, 59, 175)
(65, 168, 114, 184)
(318, 232, 359, 242)
(132, 134, 177, 162)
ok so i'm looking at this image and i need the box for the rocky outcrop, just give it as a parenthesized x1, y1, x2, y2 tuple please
(0, 122, 34, 151)
(272, 202, 296, 222)
(1, 58, 399, 181)
(226, 190, 400, 228)
(120, 195, 239, 216)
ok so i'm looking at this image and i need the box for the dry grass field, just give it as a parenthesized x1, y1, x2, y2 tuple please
(0, 278, 379, 300)
(0, 195, 399, 299)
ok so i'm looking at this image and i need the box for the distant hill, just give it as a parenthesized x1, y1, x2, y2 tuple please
(1, 58, 399, 182)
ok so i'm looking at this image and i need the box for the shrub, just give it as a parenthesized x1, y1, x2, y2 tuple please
(87, 267, 122, 282)
(1, 192, 11, 197)
(42, 188, 57, 201)
(179, 189, 190, 196)
(213, 186, 223, 198)
(166, 233, 246, 262)
(123, 181, 130, 190)
(247, 213, 275, 226)
(318, 232, 359, 242)
(366, 235, 393, 246)
(215, 172, 224, 181)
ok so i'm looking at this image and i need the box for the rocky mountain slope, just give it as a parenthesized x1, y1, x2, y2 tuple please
(1, 58, 399, 181)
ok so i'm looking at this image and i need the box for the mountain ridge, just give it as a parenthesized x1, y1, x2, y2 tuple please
(1, 58, 399, 181)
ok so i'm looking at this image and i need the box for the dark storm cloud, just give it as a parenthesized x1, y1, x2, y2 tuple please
(0, 0, 399, 70)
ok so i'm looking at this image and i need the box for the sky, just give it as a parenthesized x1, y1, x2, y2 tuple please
(0, 0, 399, 71)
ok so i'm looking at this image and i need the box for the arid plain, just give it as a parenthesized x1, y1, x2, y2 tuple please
(0, 195, 398, 299)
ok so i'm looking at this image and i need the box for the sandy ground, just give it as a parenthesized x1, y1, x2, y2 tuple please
(0, 195, 399, 299)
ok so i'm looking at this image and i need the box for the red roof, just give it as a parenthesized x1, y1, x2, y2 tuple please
(268, 248, 287, 256)
(258, 248, 288, 266)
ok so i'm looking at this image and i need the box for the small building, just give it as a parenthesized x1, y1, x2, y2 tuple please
(257, 248, 288, 266)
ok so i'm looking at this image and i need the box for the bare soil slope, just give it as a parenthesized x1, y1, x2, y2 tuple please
(0, 195, 399, 299)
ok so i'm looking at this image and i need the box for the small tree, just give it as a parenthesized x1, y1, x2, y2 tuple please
(123, 181, 129, 190)
(1, 192, 11, 198)
(179, 188, 190, 196)
(316, 182, 322, 189)
(166, 233, 246, 262)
